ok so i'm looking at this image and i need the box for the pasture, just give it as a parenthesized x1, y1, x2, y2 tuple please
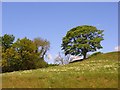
(2, 52, 119, 88)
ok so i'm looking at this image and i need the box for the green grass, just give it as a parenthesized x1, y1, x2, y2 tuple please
(1, 51, 119, 88)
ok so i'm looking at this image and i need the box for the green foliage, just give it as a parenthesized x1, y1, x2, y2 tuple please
(1, 34, 15, 52)
(61, 25, 104, 59)
(2, 35, 50, 73)
(13, 38, 37, 70)
(2, 47, 21, 72)
(35, 59, 48, 68)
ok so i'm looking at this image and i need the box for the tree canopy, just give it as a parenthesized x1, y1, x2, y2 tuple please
(33, 37, 50, 59)
(61, 25, 104, 59)
(1, 34, 15, 52)
(1, 34, 49, 73)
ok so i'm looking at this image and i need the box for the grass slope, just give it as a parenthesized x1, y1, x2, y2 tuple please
(2, 52, 119, 88)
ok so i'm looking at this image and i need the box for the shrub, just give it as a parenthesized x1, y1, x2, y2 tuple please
(2, 47, 21, 72)
(35, 59, 48, 68)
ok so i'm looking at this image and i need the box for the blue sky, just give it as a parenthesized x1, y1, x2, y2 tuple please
(2, 2, 118, 63)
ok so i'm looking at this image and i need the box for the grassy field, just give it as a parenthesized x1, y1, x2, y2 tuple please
(1, 51, 119, 88)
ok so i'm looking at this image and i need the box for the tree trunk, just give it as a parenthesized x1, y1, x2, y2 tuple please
(83, 52, 87, 59)
(41, 49, 47, 59)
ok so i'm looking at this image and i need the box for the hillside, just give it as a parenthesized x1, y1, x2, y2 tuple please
(2, 51, 119, 88)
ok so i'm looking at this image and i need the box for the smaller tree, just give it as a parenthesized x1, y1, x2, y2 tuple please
(54, 52, 64, 65)
(2, 34, 15, 52)
(54, 52, 73, 65)
(33, 37, 50, 59)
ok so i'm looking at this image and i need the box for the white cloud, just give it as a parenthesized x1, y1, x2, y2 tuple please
(114, 46, 120, 51)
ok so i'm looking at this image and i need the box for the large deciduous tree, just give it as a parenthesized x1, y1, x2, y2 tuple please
(61, 25, 104, 59)
(54, 52, 64, 65)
